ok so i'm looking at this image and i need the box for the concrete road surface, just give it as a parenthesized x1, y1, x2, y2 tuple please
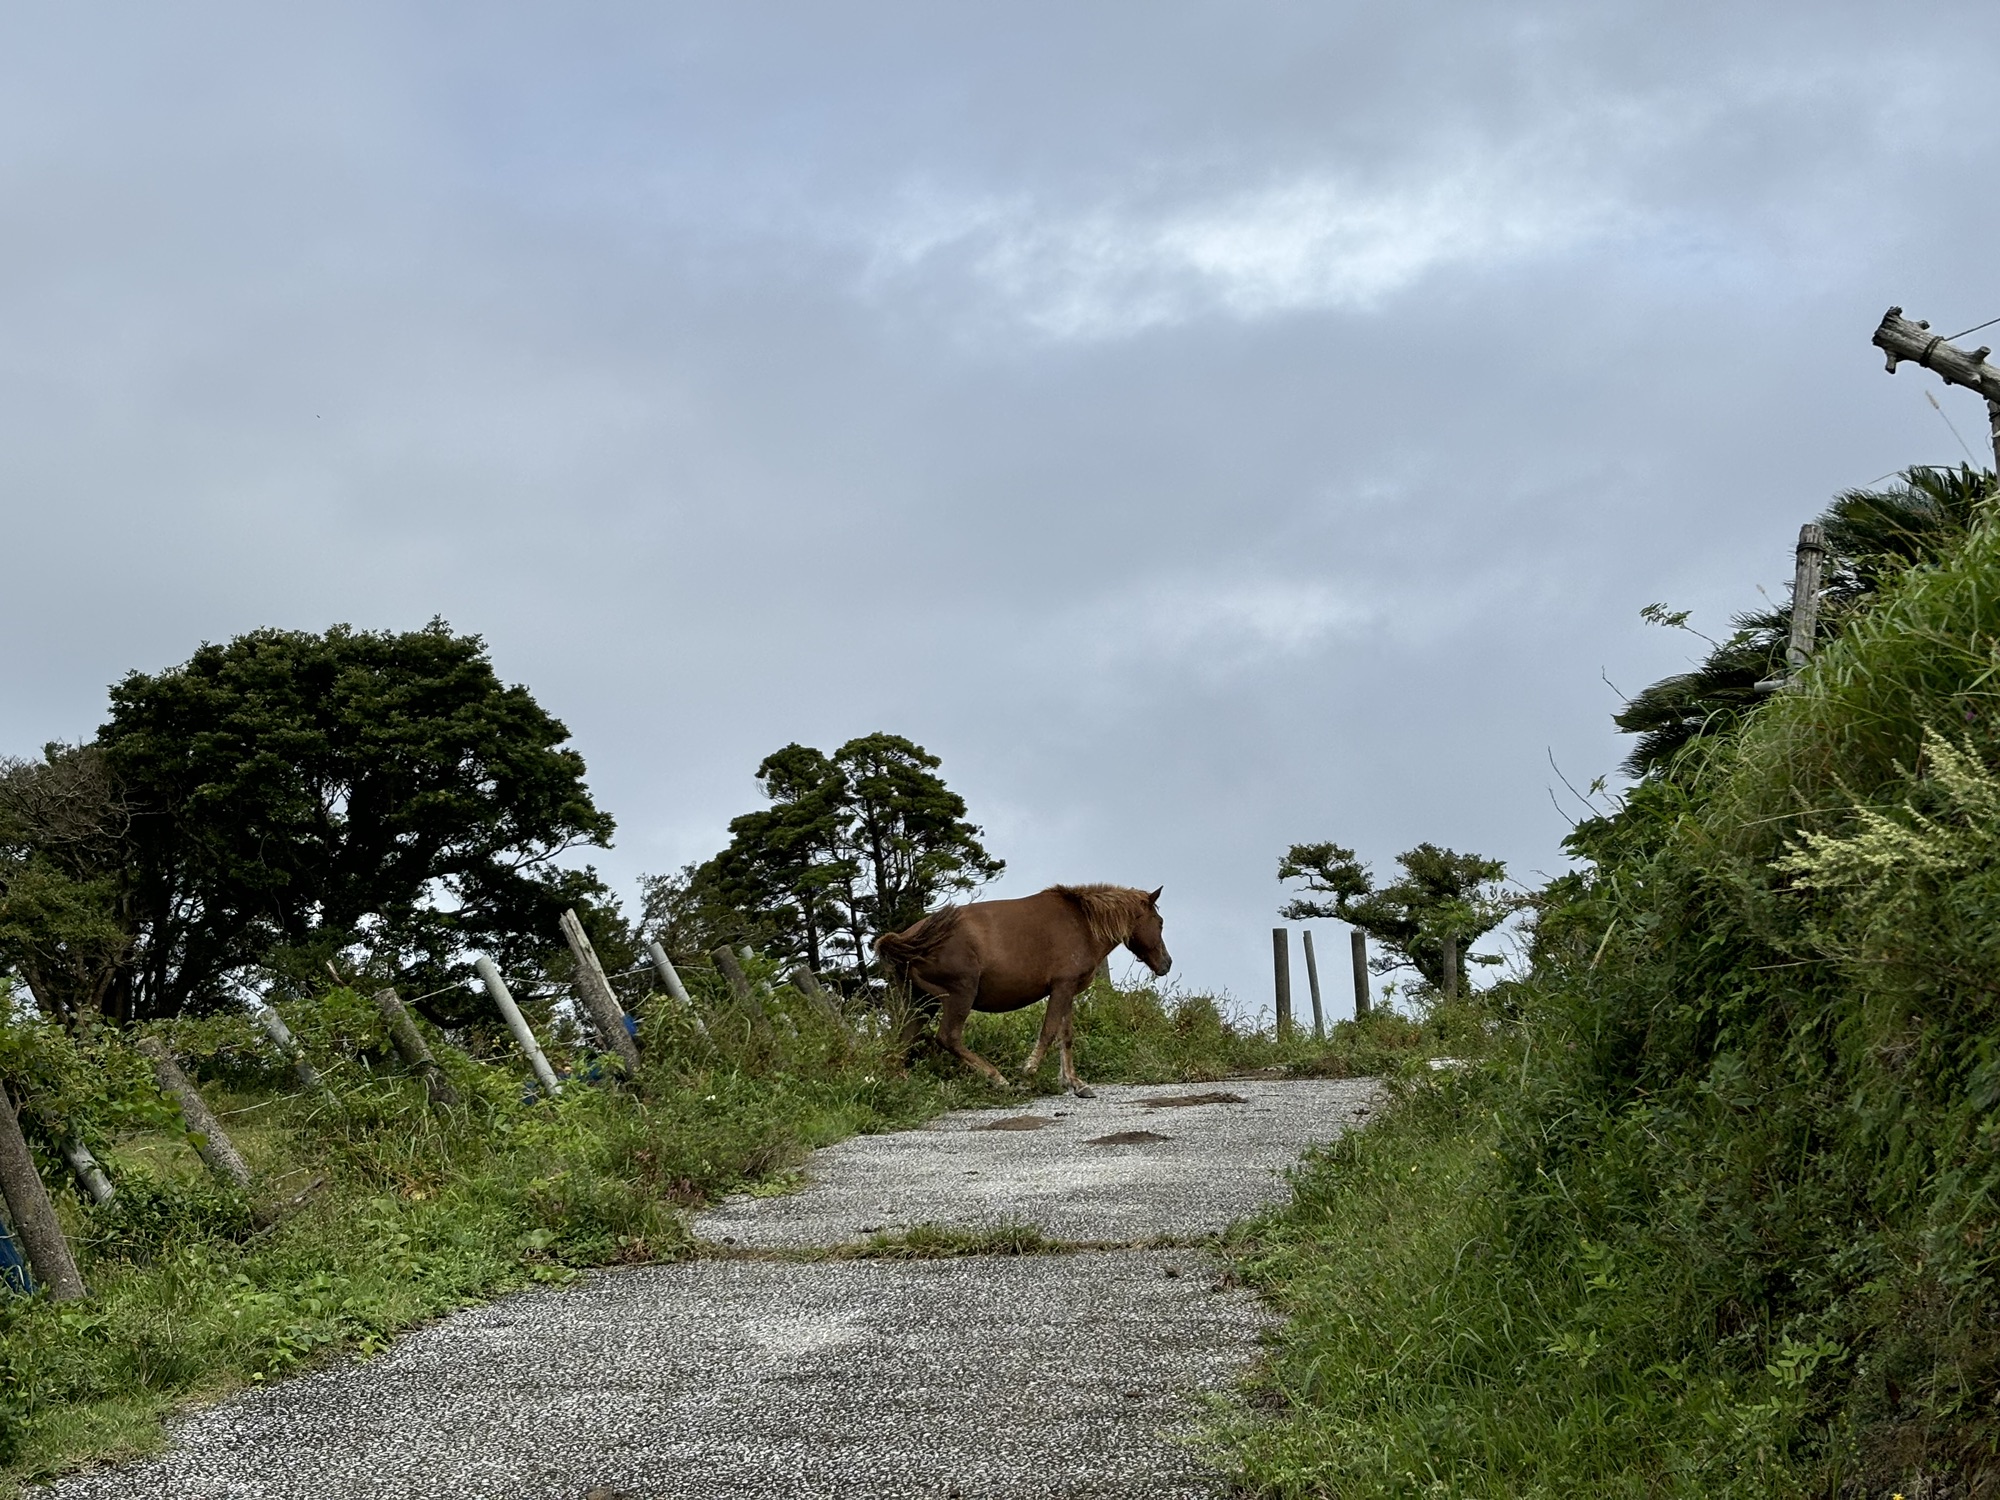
(45, 1077, 1380, 1500)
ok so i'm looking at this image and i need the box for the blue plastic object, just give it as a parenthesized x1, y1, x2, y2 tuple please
(0, 1219, 34, 1296)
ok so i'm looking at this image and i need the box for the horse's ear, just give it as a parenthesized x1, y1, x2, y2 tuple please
(1148, 886, 1163, 903)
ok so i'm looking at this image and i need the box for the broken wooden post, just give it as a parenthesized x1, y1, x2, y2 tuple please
(0, 1077, 86, 1301)
(1873, 306, 2000, 471)
(474, 957, 561, 1097)
(1442, 934, 1460, 1001)
(1350, 929, 1371, 1018)
(1272, 927, 1293, 1039)
(559, 909, 642, 1076)
(134, 1036, 253, 1188)
(1786, 524, 1827, 674)
(372, 987, 459, 1106)
(1301, 930, 1326, 1040)
(250, 1004, 325, 1093)
(710, 945, 766, 1022)
(645, 940, 694, 1008)
(789, 966, 845, 1025)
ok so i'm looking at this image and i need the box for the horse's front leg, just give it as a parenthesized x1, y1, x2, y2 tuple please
(1047, 980, 1095, 1098)
(1020, 991, 1065, 1082)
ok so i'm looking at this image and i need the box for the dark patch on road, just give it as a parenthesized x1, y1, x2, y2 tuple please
(976, 1115, 1051, 1131)
(1087, 1130, 1171, 1145)
(1142, 1091, 1247, 1109)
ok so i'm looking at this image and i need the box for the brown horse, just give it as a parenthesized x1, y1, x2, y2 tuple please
(873, 884, 1171, 1097)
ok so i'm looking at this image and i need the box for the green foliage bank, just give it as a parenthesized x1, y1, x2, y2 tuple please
(1227, 471, 2000, 1496)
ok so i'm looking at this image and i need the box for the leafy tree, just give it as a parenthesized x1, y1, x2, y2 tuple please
(0, 746, 134, 1030)
(1279, 841, 1515, 993)
(663, 733, 1002, 987)
(98, 622, 614, 1020)
(1617, 465, 1992, 777)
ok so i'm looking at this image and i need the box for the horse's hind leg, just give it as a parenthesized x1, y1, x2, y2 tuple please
(935, 985, 1011, 1089)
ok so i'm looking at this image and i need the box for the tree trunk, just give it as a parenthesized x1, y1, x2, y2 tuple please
(0, 1077, 87, 1300)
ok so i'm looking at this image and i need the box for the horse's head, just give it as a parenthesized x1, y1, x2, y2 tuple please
(1124, 887, 1172, 977)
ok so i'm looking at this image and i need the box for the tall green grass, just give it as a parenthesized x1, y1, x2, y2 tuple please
(1224, 498, 2000, 1494)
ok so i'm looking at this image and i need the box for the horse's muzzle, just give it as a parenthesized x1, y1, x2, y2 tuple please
(1148, 955, 1172, 977)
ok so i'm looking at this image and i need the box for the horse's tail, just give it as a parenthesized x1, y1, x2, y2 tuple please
(872, 905, 964, 979)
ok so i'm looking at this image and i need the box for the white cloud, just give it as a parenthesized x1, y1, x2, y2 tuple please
(1069, 576, 1378, 677)
(865, 158, 1625, 341)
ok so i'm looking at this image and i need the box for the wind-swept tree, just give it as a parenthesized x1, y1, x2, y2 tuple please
(97, 621, 614, 1019)
(1279, 841, 1516, 994)
(664, 733, 1001, 987)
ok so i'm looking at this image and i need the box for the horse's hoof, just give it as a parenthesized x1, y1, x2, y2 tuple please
(1070, 1084, 1097, 1099)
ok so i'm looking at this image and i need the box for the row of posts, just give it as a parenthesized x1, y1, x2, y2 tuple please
(1269, 926, 1375, 1041)
(0, 910, 748, 1301)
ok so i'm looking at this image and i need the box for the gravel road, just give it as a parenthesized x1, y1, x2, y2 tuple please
(44, 1077, 1380, 1500)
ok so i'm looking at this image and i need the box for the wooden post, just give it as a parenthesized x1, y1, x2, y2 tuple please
(1350, 929, 1371, 1018)
(250, 1004, 325, 1093)
(372, 988, 459, 1106)
(1300, 930, 1326, 1040)
(60, 1137, 115, 1205)
(1873, 306, 2000, 472)
(645, 940, 694, 1008)
(1442, 934, 1460, 1000)
(711, 946, 766, 1022)
(1093, 957, 1112, 990)
(789, 966, 845, 1025)
(1272, 927, 1293, 1038)
(0, 1077, 86, 1301)
(1785, 524, 1827, 674)
(559, 909, 643, 1076)
(134, 1037, 252, 1188)
(474, 957, 562, 1097)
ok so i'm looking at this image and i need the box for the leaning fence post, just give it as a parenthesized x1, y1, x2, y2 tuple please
(559, 909, 643, 1076)
(0, 1077, 86, 1301)
(474, 958, 562, 1097)
(134, 1037, 253, 1188)
(1350, 929, 1371, 1018)
(60, 1137, 115, 1205)
(250, 1003, 326, 1094)
(1272, 927, 1293, 1039)
(372, 987, 459, 1106)
(1301, 930, 1326, 1040)
(645, 940, 694, 1008)
(710, 946, 766, 1023)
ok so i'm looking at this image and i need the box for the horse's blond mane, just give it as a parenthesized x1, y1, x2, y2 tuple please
(1045, 884, 1153, 949)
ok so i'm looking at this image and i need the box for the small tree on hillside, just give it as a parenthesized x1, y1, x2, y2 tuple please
(660, 733, 1002, 988)
(1279, 841, 1516, 994)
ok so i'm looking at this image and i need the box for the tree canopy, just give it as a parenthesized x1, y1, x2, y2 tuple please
(1279, 840, 1515, 993)
(0, 622, 615, 1024)
(649, 732, 1002, 987)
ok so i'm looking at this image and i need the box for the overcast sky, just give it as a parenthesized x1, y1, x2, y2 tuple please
(4, 2, 1997, 1015)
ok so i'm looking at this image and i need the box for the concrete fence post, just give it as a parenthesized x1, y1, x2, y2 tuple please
(474, 957, 562, 1097)
(250, 1004, 326, 1093)
(134, 1037, 253, 1188)
(1442, 934, 1460, 1001)
(60, 1137, 115, 1205)
(645, 940, 694, 1008)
